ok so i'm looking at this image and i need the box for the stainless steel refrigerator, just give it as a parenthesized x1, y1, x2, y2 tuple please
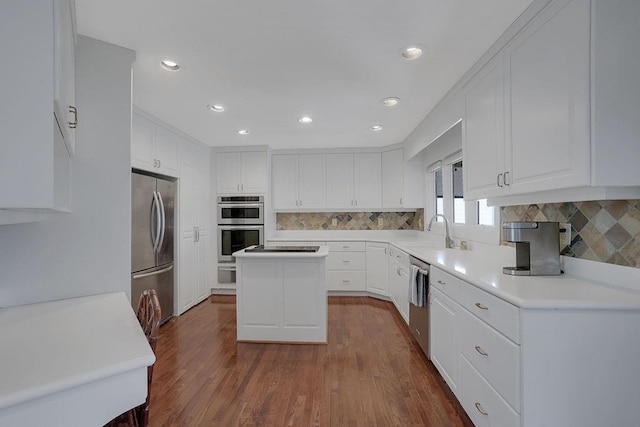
(131, 171, 175, 324)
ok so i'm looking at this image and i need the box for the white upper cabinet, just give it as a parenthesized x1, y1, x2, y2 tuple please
(131, 113, 179, 177)
(463, 59, 505, 200)
(272, 154, 325, 210)
(504, 0, 590, 195)
(0, 0, 76, 220)
(353, 153, 382, 209)
(319, 152, 382, 210)
(382, 149, 404, 208)
(463, 0, 640, 203)
(216, 151, 266, 194)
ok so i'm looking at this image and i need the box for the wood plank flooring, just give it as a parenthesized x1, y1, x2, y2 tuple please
(149, 296, 472, 426)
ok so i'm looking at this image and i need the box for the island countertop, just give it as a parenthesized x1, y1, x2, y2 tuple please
(233, 245, 330, 258)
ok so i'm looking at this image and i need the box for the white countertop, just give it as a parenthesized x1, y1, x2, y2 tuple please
(234, 245, 330, 258)
(0, 292, 156, 411)
(270, 230, 640, 310)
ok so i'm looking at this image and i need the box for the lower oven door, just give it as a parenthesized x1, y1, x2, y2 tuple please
(218, 263, 236, 284)
(217, 225, 264, 262)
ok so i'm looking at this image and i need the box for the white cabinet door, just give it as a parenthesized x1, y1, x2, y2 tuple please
(272, 154, 299, 209)
(298, 154, 325, 209)
(366, 242, 388, 297)
(463, 60, 506, 200)
(430, 287, 458, 393)
(53, 0, 76, 155)
(216, 152, 242, 194)
(241, 151, 267, 194)
(504, 0, 590, 194)
(154, 126, 180, 176)
(354, 153, 381, 208)
(131, 116, 155, 171)
(382, 149, 404, 208)
(325, 154, 354, 209)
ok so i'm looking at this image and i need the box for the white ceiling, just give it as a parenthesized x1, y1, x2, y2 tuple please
(75, 0, 532, 149)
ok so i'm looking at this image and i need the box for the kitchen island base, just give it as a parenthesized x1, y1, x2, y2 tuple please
(234, 247, 329, 343)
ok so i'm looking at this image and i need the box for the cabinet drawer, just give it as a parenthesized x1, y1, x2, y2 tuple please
(327, 241, 365, 252)
(429, 267, 461, 301)
(268, 241, 326, 247)
(459, 306, 521, 412)
(457, 280, 520, 344)
(459, 355, 520, 427)
(388, 245, 409, 267)
(327, 252, 366, 270)
(327, 271, 366, 291)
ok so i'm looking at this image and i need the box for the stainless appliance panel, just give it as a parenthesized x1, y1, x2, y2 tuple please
(409, 256, 430, 359)
(217, 203, 264, 225)
(131, 173, 158, 272)
(217, 263, 236, 284)
(217, 225, 264, 262)
(156, 178, 176, 266)
(131, 263, 174, 324)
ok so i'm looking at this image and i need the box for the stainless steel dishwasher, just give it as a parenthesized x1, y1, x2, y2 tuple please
(409, 256, 430, 358)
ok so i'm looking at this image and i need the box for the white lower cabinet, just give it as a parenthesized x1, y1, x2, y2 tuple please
(429, 287, 458, 393)
(365, 242, 389, 297)
(387, 246, 410, 324)
(326, 241, 366, 291)
(430, 265, 640, 426)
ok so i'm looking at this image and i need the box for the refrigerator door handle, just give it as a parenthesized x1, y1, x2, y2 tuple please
(132, 264, 174, 280)
(157, 191, 166, 251)
(151, 191, 161, 252)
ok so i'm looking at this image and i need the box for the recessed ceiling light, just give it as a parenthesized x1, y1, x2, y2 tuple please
(381, 97, 400, 107)
(371, 125, 383, 131)
(160, 59, 181, 71)
(237, 129, 250, 135)
(207, 104, 225, 112)
(298, 116, 313, 124)
(400, 46, 423, 60)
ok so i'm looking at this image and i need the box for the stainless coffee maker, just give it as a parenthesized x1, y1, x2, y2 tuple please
(502, 222, 561, 276)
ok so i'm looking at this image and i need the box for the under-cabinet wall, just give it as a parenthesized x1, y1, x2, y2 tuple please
(276, 210, 424, 231)
(502, 200, 640, 268)
(0, 36, 135, 307)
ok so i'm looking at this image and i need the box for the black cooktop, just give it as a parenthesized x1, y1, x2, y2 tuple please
(245, 245, 320, 253)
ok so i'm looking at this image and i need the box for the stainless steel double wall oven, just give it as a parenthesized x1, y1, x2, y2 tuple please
(217, 196, 264, 283)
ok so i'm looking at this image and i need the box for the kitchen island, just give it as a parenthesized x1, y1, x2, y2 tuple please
(233, 245, 329, 343)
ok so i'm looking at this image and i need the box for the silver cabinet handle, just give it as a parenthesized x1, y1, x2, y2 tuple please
(69, 106, 78, 128)
(504, 171, 510, 186)
(475, 402, 488, 416)
(355, 199, 358, 206)
(384, 247, 387, 254)
(157, 191, 166, 251)
(497, 173, 503, 187)
(342, 279, 350, 283)
(151, 191, 161, 252)
(342, 260, 350, 263)
(157, 159, 161, 168)
(299, 200, 302, 206)
(475, 302, 489, 310)
(437, 280, 446, 285)
(475, 346, 488, 356)
(342, 245, 350, 249)
(241, 183, 244, 191)
(400, 197, 403, 205)
(415, 328, 421, 336)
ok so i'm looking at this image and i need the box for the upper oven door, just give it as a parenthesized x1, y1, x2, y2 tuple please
(217, 203, 264, 225)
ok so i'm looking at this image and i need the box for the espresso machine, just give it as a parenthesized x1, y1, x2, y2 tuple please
(502, 222, 561, 276)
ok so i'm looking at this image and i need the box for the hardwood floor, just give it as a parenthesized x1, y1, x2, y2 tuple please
(150, 296, 472, 426)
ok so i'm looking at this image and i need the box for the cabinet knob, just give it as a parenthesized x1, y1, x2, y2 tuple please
(475, 302, 489, 310)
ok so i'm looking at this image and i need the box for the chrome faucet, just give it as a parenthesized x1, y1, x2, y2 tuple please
(427, 214, 455, 249)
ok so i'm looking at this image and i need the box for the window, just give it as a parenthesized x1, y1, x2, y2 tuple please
(452, 161, 465, 224)
(435, 168, 443, 222)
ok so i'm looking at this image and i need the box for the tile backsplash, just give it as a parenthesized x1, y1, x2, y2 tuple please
(501, 200, 640, 268)
(276, 209, 424, 231)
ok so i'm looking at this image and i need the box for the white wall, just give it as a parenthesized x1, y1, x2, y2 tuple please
(0, 36, 135, 307)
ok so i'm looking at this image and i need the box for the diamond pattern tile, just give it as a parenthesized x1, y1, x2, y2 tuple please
(501, 200, 640, 269)
(276, 209, 424, 231)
